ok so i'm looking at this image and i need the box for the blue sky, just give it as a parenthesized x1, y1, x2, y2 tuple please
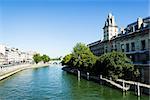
(0, 0, 149, 57)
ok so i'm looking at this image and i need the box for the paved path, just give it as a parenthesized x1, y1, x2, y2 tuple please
(0, 64, 49, 81)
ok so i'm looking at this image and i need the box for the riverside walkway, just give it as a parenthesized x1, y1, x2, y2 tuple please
(0, 63, 49, 81)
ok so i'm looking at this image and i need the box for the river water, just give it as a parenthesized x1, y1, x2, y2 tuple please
(0, 65, 149, 100)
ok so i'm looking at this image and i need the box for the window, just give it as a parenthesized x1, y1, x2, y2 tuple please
(121, 44, 124, 52)
(114, 45, 117, 51)
(130, 27, 133, 32)
(105, 49, 107, 53)
(141, 40, 146, 50)
(134, 25, 138, 31)
(126, 43, 129, 52)
(110, 18, 112, 24)
(105, 46, 107, 53)
(143, 23, 148, 28)
(131, 42, 135, 51)
(111, 44, 114, 51)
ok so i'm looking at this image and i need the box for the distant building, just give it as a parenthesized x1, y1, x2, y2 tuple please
(0, 44, 7, 65)
(0, 53, 6, 65)
(0, 44, 36, 65)
(5, 47, 20, 64)
(26, 51, 37, 63)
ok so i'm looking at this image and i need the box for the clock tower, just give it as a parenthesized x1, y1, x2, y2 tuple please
(103, 13, 118, 41)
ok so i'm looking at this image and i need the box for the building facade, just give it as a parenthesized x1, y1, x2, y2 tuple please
(88, 14, 150, 65)
(88, 14, 150, 85)
(5, 47, 20, 64)
(88, 40, 102, 56)
(0, 44, 7, 65)
(0, 44, 35, 65)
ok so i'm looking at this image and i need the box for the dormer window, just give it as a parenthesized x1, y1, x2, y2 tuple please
(130, 27, 133, 32)
(134, 25, 138, 31)
(142, 23, 148, 28)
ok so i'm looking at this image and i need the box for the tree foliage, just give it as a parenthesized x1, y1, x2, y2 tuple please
(95, 51, 139, 80)
(62, 43, 139, 80)
(61, 54, 72, 66)
(33, 54, 42, 64)
(71, 43, 97, 71)
(62, 43, 97, 71)
(33, 54, 50, 64)
(41, 54, 50, 63)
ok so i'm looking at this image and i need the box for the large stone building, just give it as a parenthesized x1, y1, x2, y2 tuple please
(88, 13, 150, 64)
(88, 13, 150, 84)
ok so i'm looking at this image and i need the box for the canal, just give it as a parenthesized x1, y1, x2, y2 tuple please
(0, 65, 149, 100)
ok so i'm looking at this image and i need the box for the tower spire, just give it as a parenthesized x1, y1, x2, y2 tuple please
(103, 13, 118, 41)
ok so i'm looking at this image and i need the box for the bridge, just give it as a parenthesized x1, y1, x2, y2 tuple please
(49, 60, 62, 65)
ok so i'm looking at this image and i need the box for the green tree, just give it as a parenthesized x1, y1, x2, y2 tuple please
(71, 43, 97, 71)
(61, 54, 72, 66)
(41, 55, 50, 63)
(33, 54, 42, 64)
(95, 51, 139, 80)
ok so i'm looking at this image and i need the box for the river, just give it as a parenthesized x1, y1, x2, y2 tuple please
(0, 65, 149, 100)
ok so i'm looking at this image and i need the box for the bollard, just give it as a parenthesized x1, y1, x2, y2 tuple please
(100, 75, 102, 79)
(99, 75, 102, 84)
(137, 82, 140, 96)
(137, 97, 140, 100)
(123, 91, 126, 99)
(109, 77, 112, 80)
(123, 80, 125, 92)
(78, 70, 80, 80)
(87, 72, 89, 80)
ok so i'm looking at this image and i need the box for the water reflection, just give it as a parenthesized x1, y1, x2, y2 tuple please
(137, 97, 141, 100)
(77, 78, 81, 88)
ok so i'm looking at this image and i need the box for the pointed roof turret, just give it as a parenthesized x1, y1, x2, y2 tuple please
(108, 13, 112, 18)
